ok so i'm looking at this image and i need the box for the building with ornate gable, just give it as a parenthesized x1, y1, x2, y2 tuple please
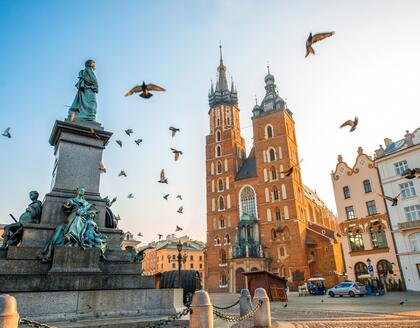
(205, 48, 344, 292)
(331, 147, 401, 287)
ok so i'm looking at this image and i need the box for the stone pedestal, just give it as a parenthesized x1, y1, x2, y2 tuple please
(49, 247, 102, 274)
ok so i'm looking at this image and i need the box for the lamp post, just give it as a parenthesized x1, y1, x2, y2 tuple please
(166, 240, 188, 288)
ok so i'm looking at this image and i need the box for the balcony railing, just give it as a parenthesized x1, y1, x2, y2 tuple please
(398, 220, 420, 231)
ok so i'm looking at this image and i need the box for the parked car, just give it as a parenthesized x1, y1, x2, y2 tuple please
(327, 282, 367, 297)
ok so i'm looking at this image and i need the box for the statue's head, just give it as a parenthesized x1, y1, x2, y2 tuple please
(85, 59, 96, 71)
(29, 191, 39, 201)
(77, 187, 86, 197)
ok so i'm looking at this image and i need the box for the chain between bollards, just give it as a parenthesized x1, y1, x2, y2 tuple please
(212, 299, 240, 310)
(213, 299, 263, 323)
(19, 318, 56, 328)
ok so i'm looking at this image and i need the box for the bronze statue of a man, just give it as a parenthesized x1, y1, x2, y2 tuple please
(68, 59, 98, 122)
(1, 191, 42, 249)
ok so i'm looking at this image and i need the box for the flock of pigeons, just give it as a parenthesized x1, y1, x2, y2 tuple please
(2, 33, 420, 240)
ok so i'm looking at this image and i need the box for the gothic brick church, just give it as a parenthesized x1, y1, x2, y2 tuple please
(205, 48, 344, 292)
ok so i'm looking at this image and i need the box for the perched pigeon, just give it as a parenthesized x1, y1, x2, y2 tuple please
(2, 128, 11, 138)
(125, 129, 134, 136)
(116, 140, 123, 148)
(402, 168, 420, 179)
(176, 225, 183, 231)
(283, 303, 288, 308)
(163, 194, 170, 200)
(176, 195, 183, 200)
(305, 31, 335, 58)
(119, 170, 127, 177)
(89, 128, 100, 139)
(169, 126, 180, 137)
(125, 82, 166, 99)
(171, 148, 183, 161)
(135, 139, 143, 146)
(98, 161, 107, 173)
(177, 206, 183, 214)
(377, 192, 401, 206)
(340, 117, 358, 132)
(158, 169, 168, 184)
(128, 193, 134, 199)
(280, 159, 304, 177)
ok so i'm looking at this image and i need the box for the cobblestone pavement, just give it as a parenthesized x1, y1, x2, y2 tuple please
(210, 291, 420, 328)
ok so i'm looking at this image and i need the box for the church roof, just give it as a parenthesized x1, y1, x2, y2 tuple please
(208, 45, 238, 108)
(236, 155, 257, 180)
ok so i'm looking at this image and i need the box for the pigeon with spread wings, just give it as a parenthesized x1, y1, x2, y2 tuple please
(158, 234, 163, 240)
(125, 82, 166, 99)
(163, 194, 170, 200)
(158, 169, 168, 184)
(377, 192, 400, 206)
(115, 140, 123, 148)
(171, 148, 183, 161)
(169, 127, 180, 137)
(177, 206, 183, 214)
(135, 139, 143, 146)
(118, 170, 127, 177)
(402, 168, 420, 179)
(176, 225, 183, 231)
(176, 195, 183, 200)
(128, 193, 134, 199)
(2, 128, 11, 138)
(125, 129, 134, 136)
(305, 31, 335, 58)
(280, 159, 304, 177)
(98, 161, 107, 174)
(340, 117, 358, 132)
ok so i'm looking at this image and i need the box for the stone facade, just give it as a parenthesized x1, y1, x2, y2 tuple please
(374, 127, 420, 291)
(205, 52, 344, 292)
(331, 147, 401, 286)
(121, 231, 141, 250)
(142, 234, 206, 287)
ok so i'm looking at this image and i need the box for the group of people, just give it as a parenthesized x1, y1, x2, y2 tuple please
(308, 279, 326, 295)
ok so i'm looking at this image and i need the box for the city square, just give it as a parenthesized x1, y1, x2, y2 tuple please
(0, 1, 420, 327)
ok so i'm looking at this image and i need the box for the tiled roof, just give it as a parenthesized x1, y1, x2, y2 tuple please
(235, 156, 257, 180)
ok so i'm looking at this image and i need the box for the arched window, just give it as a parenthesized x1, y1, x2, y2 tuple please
(377, 260, 393, 278)
(349, 229, 364, 252)
(220, 217, 225, 228)
(280, 247, 285, 257)
(354, 262, 368, 279)
(284, 206, 289, 220)
(226, 108, 231, 126)
(267, 208, 272, 221)
(271, 228, 277, 240)
(240, 186, 257, 218)
(218, 178, 224, 192)
(266, 125, 273, 139)
(210, 162, 214, 175)
(271, 166, 277, 180)
(216, 109, 221, 127)
(220, 249, 227, 264)
(281, 267, 287, 277)
(219, 196, 225, 211)
(275, 207, 281, 222)
(216, 130, 221, 142)
(409, 232, 420, 251)
(269, 148, 276, 162)
(369, 224, 387, 249)
(214, 236, 221, 245)
(272, 186, 279, 201)
(281, 184, 287, 199)
(216, 145, 222, 157)
(225, 234, 231, 244)
(283, 227, 291, 241)
(217, 161, 223, 174)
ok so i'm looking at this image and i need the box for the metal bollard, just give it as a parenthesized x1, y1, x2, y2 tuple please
(239, 288, 253, 316)
(0, 294, 19, 328)
(189, 290, 213, 328)
(253, 288, 271, 328)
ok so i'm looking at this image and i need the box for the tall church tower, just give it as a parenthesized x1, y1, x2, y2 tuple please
(205, 47, 246, 291)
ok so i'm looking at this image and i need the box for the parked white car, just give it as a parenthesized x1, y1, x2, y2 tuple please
(327, 282, 367, 297)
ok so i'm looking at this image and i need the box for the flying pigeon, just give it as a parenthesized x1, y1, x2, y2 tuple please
(340, 117, 358, 132)
(176, 225, 183, 231)
(118, 170, 127, 177)
(128, 193, 134, 199)
(163, 194, 170, 200)
(400, 301, 404, 305)
(305, 31, 335, 58)
(137, 232, 143, 237)
(176, 195, 183, 200)
(89, 128, 100, 139)
(171, 148, 183, 161)
(158, 169, 168, 184)
(377, 192, 401, 206)
(110, 197, 117, 206)
(125, 82, 166, 99)
(169, 126, 180, 137)
(280, 159, 304, 177)
(98, 161, 107, 173)
(116, 140, 123, 148)
(158, 234, 163, 240)
(177, 206, 183, 214)
(125, 129, 134, 136)
(2, 128, 11, 138)
(402, 168, 420, 179)
(283, 303, 288, 308)
(135, 139, 143, 146)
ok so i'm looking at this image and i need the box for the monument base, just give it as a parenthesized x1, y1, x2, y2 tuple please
(13, 288, 184, 323)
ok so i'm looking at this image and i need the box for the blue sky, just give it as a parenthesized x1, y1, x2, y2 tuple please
(1, 0, 419, 244)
